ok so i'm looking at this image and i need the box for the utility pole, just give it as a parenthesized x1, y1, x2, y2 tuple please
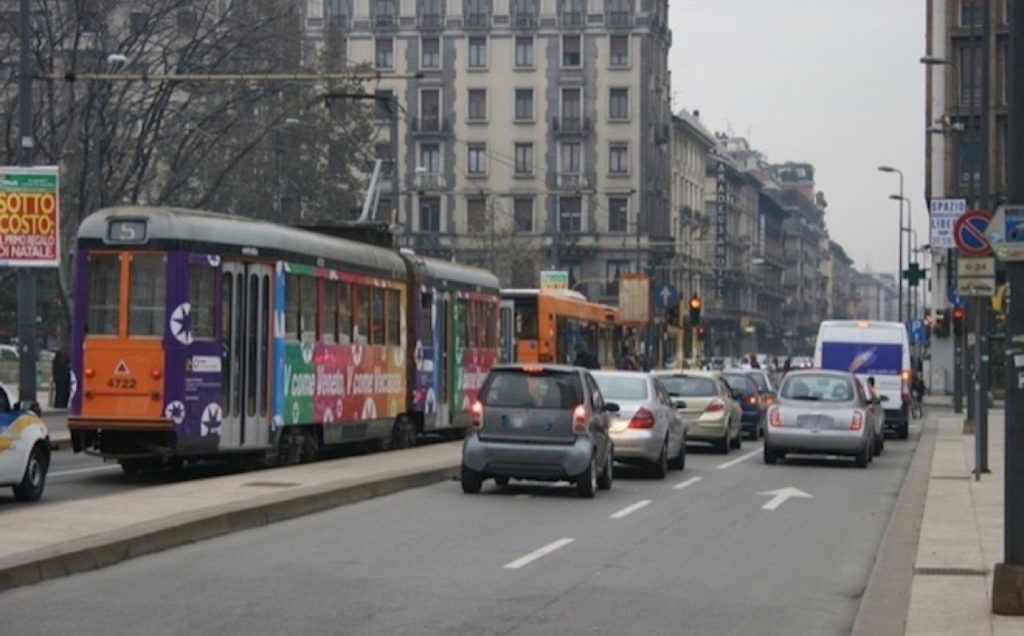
(992, 0, 1024, 615)
(976, 0, 991, 474)
(15, 0, 37, 406)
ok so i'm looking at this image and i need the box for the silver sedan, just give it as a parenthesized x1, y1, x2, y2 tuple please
(763, 370, 876, 468)
(591, 371, 686, 478)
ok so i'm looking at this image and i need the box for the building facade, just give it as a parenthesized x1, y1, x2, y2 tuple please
(669, 109, 716, 305)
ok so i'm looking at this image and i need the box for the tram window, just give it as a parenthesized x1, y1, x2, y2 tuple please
(468, 301, 479, 347)
(322, 281, 338, 345)
(299, 275, 316, 343)
(370, 287, 385, 345)
(261, 274, 270, 417)
(483, 303, 495, 348)
(188, 264, 216, 340)
(128, 253, 166, 337)
(460, 300, 472, 348)
(284, 274, 300, 341)
(419, 292, 433, 347)
(86, 253, 121, 335)
(386, 288, 401, 346)
(247, 274, 258, 417)
(338, 281, 352, 344)
(355, 285, 370, 345)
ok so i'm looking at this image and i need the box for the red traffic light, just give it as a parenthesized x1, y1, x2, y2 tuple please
(952, 307, 965, 322)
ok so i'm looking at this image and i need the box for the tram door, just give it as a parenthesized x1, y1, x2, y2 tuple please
(499, 299, 515, 363)
(437, 294, 451, 429)
(222, 262, 273, 449)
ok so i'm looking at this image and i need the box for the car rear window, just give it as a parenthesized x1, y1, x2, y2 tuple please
(781, 374, 856, 402)
(660, 376, 717, 397)
(748, 373, 768, 391)
(723, 374, 756, 394)
(481, 370, 582, 409)
(593, 375, 648, 401)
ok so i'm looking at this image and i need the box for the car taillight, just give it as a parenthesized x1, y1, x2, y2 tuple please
(705, 399, 725, 414)
(746, 395, 757, 406)
(471, 400, 483, 430)
(851, 410, 863, 431)
(572, 404, 588, 434)
(628, 407, 655, 429)
(768, 406, 781, 428)
(762, 395, 775, 407)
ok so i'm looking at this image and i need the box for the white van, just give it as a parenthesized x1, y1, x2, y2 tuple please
(813, 321, 911, 439)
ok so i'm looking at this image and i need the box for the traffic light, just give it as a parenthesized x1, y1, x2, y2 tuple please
(688, 294, 702, 326)
(952, 306, 966, 336)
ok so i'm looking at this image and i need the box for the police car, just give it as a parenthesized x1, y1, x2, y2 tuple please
(0, 381, 50, 501)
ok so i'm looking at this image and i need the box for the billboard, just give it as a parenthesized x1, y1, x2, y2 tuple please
(929, 198, 966, 249)
(0, 166, 60, 267)
(618, 273, 650, 323)
(539, 270, 569, 291)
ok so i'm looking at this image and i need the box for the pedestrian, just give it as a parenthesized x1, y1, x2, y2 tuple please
(749, 353, 761, 369)
(783, 357, 792, 375)
(52, 347, 70, 409)
(617, 346, 638, 371)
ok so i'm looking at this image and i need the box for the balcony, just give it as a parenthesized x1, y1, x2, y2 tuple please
(411, 117, 449, 135)
(415, 173, 448, 191)
(373, 13, 396, 30)
(512, 12, 537, 28)
(561, 11, 584, 27)
(552, 116, 590, 136)
(556, 173, 589, 190)
(418, 13, 444, 29)
(464, 12, 490, 29)
(606, 11, 632, 27)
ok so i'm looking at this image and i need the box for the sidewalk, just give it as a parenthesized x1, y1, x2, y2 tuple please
(0, 441, 461, 592)
(906, 403, 1024, 635)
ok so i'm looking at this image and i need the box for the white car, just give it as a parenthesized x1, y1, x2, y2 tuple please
(0, 381, 50, 501)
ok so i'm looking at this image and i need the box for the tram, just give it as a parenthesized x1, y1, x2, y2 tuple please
(499, 289, 620, 368)
(68, 207, 499, 471)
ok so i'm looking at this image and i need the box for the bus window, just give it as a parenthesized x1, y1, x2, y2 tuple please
(322, 281, 338, 344)
(188, 264, 216, 340)
(355, 285, 370, 345)
(128, 253, 166, 337)
(386, 288, 401, 346)
(370, 287, 385, 345)
(514, 301, 537, 339)
(86, 253, 121, 335)
(338, 282, 352, 344)
(299, 276, 316, 343)
(284, 274, 300, 341)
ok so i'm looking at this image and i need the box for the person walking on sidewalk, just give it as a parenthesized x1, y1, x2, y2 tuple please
(52, 347, 70, 409)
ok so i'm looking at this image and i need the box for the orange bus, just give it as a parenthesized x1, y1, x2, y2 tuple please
(500, 289, 620, 368)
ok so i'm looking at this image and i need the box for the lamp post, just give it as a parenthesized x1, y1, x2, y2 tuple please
(891, 194, 914, 318)
(879, 166, 904, 324)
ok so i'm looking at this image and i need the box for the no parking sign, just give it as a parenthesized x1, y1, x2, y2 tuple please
(954, 210, 993, 257)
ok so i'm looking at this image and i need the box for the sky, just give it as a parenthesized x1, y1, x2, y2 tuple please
(669, 0, 927, 276)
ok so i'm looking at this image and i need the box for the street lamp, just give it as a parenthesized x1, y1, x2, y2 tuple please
(891, 194, 914, 317)
(879, 166, 905, 323)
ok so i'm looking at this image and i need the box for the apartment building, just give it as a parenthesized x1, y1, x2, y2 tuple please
(669, 109, 716, 305)
(303, 0, 672, 292)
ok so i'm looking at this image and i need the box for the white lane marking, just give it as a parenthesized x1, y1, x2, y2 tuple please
(672, 476, 703, 490)
(758, 487, 813, 511)
(717, 448, 761, 470)
(49, 465, 121, 478)
(503, 537, 575, 570)
(609, 499, 652, 519)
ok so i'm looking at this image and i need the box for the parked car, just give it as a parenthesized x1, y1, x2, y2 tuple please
(722, 371, 765, 440)
(0, 381, 50, 501)
(591, 371, 686, 478)
(654, 370, 742, 454)
(461, 364, 617, 498)
(763, 370, 876, 468)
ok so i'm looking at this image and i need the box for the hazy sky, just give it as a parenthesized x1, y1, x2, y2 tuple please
(669, 0, 926, 275)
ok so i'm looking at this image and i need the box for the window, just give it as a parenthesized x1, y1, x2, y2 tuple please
(514, 198, 533, 232)
(609, 35, 629, 66)
(560, 142, 581, 174)
(468, 89, 487, 121)
(420, 197, 441, 232)
(608, 197, 628, 232)
(957, 136, 981, 184)
(420, 89, 441, 129)
(419, 143, 440, 173)
(128, 254, 166, 336)
(374, 89, 394, 120)
(375, 38, 393, 69)
(300, 276, 316, 342)
(515, 36, 534, 67)
(561, 87, 581, 127)
(467, 198, 487, 233)
(387, 289, 401, 345)
(512, 0, 537, 24)
(322, 281, 338, 344)
(609, 143, 629, 174)
(285, 274, 300, 340)
(338, 282, 352, 344)
(355, 285, 370, 344)
(87, 253, 120, 336)
(421, 36, 440, 68)
(606, 260, 629, 295)
(468, 36, 487, 68)
(468, 144, 487, 175)
(188, 264, 216, 340)
(559, 197, 582, 232)
(466, 0, 489, 25)
(961, 0, 983, 26)
(609, 88, 629, 120)
(958, 43, 982, 107)
(420, 0, 443, 25)
(514, 142, 534, 174)
(514, 88, 534, 121)
(562, 35, 581, 67)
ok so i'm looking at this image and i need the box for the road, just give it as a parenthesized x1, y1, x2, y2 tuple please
(0, 423, 921, 635)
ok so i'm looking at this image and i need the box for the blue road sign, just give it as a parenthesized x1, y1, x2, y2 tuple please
(656, 283, 678, 311)
(947, 285, 964, 307)
(909, 318, 926, 345)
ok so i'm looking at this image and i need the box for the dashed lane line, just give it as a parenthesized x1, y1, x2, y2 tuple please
(503, 537, 575, 570)
(717, 448, 761, 470)
(609, 499, 652, 519)
(672, 476, 703, 490)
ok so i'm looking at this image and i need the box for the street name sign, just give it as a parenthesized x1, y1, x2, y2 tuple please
(986, 205, 1024, 262)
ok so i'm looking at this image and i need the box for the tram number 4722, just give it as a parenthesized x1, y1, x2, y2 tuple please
(106, 378, 137, 390)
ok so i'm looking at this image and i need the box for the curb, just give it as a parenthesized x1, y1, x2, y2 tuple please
(850, 414, 939, 636)
(0, 463, 459, 593)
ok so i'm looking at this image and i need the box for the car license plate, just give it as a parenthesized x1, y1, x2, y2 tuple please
(796, 414, 829, 430)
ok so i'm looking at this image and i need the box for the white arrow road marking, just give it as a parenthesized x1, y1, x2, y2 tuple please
(503, 537, 575, 570)
(758, 487, 813, 511)
(717, 448, 760, 470)
(609, 499, 651, 519)
(673, 476, 703, 490)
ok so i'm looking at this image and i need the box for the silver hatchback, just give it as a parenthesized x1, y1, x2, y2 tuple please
(591, 371, 686, 478)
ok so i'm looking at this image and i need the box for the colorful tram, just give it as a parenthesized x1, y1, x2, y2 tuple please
(499, 289, 620, 368)
(68, 207, 499, 471)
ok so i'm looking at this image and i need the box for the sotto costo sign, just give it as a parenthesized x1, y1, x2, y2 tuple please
(0, 166, 60, 267)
